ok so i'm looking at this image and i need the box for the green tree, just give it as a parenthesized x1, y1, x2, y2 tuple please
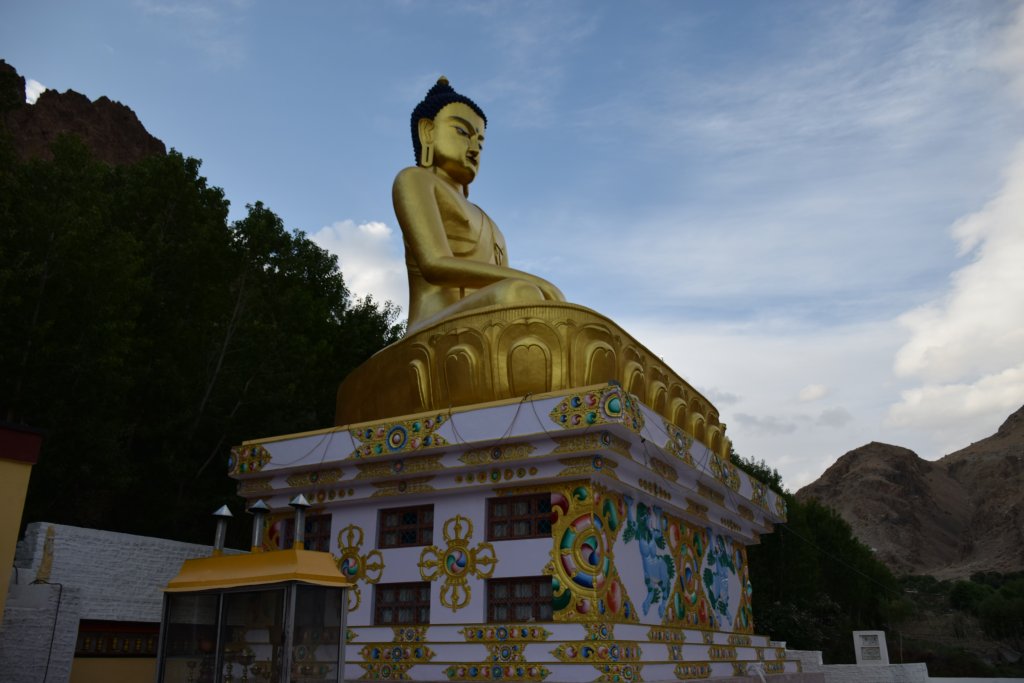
(1, 132, 401, 543)
(734, 452, 899, 662)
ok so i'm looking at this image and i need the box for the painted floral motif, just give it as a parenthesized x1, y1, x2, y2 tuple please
(622, 498, 676, 619)
(419, 515, 496, 611)
(703, 532, 737, 629)
(549, 386, 644, 434)
(335, 525, 383, 612)
(546, 484, 637, 623)
(348, 414, 448, 459)
(228, 444, 271, 475)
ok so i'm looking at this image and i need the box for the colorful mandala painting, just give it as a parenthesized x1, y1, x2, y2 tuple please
(545, 484, 637, 623)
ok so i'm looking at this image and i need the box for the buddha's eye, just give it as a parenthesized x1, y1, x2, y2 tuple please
(455, 126, 468, 136)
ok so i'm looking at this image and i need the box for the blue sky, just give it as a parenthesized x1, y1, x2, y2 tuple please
(4, 1, 1023, 488)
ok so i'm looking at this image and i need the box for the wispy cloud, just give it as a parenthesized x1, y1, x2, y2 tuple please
(886, 5, 1024, 452)
(134, 0, 247, 67)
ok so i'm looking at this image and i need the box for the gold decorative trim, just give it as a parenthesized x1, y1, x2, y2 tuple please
(557, 455, 619, 480)
(444, 664, 549, 681)
(584, 623, 615, 641)
(720, 518, 741, 533)
(709, 453, 741, 491)
(549, 386, 644, 434)
(392, 626, 428, 642)
(737, 506, 754, 521)
(237, 477, 273, 495)
(356, 455, 442, 479)
(685, 498, 709, 520)
(649, 457, 678, 482)
(229, 444, 271, 475)
(709, 645, 737, 660)
(696, 482, 724, 506)
(492, 482, 565, 497)
(638, 479, 671, 500)
(594, 663, 643, 682)
(727, 635, 752, 646)
(286, 468, 342, 488)
(348, 414, 448, 459)
(551, 431, 631, 459)
(459, 443, 535, 465)
(371, 476, 435, 497)
(551, 641, 641, 663)
(663, 421, 695, 468)
(675, 662, 712, 679)
(647, 627, 686, 643)
(459, 625, 552, 643)
(701, 631, 714, 645)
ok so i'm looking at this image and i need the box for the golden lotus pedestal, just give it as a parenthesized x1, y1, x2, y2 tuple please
(336, 301, 732, 459)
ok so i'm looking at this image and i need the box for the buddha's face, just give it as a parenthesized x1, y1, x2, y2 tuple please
(420, 102, 486, 186)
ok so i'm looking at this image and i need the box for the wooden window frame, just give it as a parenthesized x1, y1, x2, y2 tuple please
(486, 576, 553, 623)
(377, 504, 434, 549)
(281, 512, 332, 552)
(486, 493, 552, 541)
(374, 581, 431, 625)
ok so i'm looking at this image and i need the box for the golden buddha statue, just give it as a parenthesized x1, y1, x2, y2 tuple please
(335, 77, 729, 459)
(394, 77, 565, 335)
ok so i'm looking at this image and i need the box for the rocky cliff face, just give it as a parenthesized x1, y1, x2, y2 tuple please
(797, 405, 1024, 578)
(1, 60, 165, 165)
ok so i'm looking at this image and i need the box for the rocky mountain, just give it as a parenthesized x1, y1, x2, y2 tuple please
(1, 60, 164, 165)
(796, 404, 1024, 578)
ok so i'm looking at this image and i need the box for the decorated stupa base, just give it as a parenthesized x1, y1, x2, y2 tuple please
(229, 383, 807, 681)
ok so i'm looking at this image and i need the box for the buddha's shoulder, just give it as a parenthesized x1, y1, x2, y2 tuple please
(393, 165, 439, 190)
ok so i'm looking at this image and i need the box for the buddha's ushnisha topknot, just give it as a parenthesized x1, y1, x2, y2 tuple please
(410, 76, 487, 165)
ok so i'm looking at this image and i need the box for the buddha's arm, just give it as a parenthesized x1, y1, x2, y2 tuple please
(393, 168, 564, 300)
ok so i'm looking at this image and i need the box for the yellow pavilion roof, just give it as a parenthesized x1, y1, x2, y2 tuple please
(165, 548, 352, 592)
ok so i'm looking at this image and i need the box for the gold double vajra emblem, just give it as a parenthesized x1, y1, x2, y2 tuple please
(418, 515, 496, 611)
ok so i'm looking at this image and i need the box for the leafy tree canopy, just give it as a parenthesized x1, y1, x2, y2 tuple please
(1, 132, 402, 544)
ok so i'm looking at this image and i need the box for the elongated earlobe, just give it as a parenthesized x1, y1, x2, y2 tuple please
(421, 143, 433, 168)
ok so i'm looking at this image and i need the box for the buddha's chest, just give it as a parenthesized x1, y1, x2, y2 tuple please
(435, 186, 502, 264)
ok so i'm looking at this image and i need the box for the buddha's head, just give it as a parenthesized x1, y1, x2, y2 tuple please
(411, 77, 487, 188)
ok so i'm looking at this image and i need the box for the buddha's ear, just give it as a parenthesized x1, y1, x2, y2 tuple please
(417, 117, 435, 145)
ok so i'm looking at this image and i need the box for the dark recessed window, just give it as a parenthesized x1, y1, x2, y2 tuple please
(281, 513, 332, 552)
(487, 576, 552, 623)
(487, 494, 552, 541)
(374, 582, 431, 625)
(378, 505, 434, 548)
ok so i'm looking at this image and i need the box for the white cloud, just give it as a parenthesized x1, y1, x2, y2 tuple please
(25, 79, 46, 104)
(798, 384, 828, 402)
(310, 220, 408, 312)
(886, 3, 1024, 445)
